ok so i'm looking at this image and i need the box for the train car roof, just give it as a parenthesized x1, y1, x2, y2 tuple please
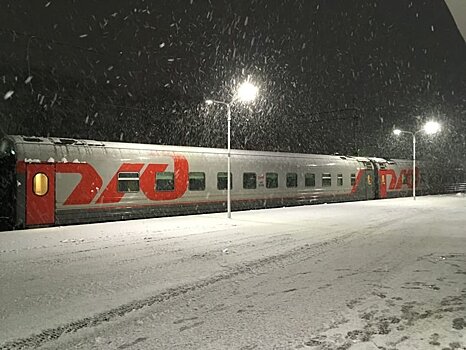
(4, 135, 365, 162)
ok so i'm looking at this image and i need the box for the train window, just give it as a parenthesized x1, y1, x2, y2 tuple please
(286, 173, 298, 188)
(402, 174, 408, 184)
(322, 173, 332, 187)
(156, 172, 175, 191)
(23, 137, 43, 142)
(118, 172, 140, 192)
(243, 173, 257, 189)
(351, 173, 356, 186)
(363, 161, 373, 170)
(337, 174, 343, 186)
(305, 173, 316, 187)
(217, 172, 232, 190)
(189, 172, 205, 191)
(266, 173, 278, 188)
(33, 173, 49, 196)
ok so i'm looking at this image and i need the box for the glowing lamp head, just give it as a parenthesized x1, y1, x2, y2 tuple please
(236, 81, 258, 103)
(393, 129, 402, 136)
(205, 99, 214, 105)
(423, 121, 441, 135)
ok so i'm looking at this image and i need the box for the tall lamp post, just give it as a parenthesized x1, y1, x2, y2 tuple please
(393, 121, 441, 200)
(206, 81, 259, 218)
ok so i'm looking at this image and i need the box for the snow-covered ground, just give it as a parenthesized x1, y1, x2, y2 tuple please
(1, 195, 465, 350)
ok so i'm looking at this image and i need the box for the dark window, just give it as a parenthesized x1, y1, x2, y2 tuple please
(156, 172, 174, 191)
(337, 174, 343, 186)
(266, 173, 278, 188)
(23, 137, 43, 142)
(243, 172, 257, 189)
(322, 173, 332, 187)
(305, 173, 316, 187)
(189, 172, 205, 191)
(351, 173, 356, 186)
(402, 174, 408, 184)
(363, 161, 373, 169)
(217, 172, 232, 190)
(286, 173, 298, 188)
(118, 172, 140, 192)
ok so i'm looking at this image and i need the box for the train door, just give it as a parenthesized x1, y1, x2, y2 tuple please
(379, 171, 387, 198)
(365, 169, 376, 199)
(361, 161, 376, 200)
(377, 169, 397, 199)
(26, 164, 55, 226)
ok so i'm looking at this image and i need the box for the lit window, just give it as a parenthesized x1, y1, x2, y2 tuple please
(33, 173, 48, 196)
(367, 175, 373, 185)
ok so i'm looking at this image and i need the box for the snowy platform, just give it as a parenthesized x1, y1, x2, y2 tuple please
(1, 194, 465, 349)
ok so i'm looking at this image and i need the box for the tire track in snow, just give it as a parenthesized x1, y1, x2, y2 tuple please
(0, 231, 356, 350)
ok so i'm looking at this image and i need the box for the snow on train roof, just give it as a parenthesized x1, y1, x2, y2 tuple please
(8, 135, 363, 162)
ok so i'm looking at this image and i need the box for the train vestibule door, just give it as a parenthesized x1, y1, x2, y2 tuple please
(379, 172, 388, 198)
(26, 164, 55, 226)
(365, 171, 375, 199)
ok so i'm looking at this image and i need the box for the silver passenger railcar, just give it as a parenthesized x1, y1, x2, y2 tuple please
(0, 135, 422, 229)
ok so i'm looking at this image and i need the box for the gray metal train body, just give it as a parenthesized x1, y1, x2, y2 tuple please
(0, 135, 422, 229)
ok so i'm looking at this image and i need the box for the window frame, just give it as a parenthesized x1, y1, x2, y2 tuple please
(117, 172, 140, 193)
(33, 173, 49, 196)
(217, 172, 232, 190)
(266, 172, 279, 189)
(156, 171, 175, 192)
(286, 172, 298, 188)
(337, 173, 343, 186)
(188, 172, 206, 191)
(322, 173, 332, 187)
(243, 172, 257, 190)
(305, 173, 316, 187)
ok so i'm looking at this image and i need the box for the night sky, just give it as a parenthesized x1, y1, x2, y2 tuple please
(1, 0, 465, 165)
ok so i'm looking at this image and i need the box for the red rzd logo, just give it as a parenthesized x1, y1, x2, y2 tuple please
(57, 155, 189, 205)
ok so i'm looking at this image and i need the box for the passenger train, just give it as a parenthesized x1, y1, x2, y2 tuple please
(0, 134, 428, 229)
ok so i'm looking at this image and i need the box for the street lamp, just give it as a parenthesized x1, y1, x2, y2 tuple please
(393, 121, 441, 200)
(206, 81, 259, 218)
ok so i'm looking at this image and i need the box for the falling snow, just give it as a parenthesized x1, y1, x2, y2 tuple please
(3, 90, 14, 100)
(0, 2, 465, 348)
